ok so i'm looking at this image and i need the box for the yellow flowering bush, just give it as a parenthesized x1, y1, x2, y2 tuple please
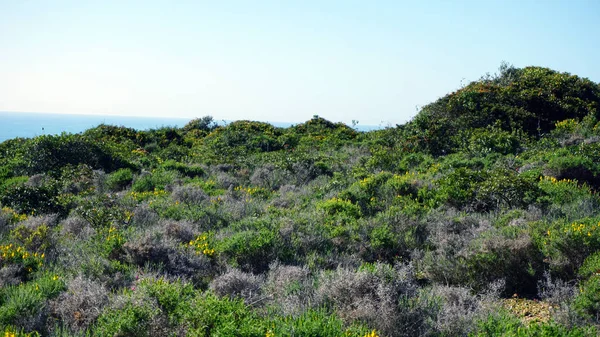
(234, 186, 271, 199)
(1, 207, 27, 223)
(128, 189, 167, 202)
(10, 224, 50, 253)
(0, 243, 44, 272)
(319, 197, 362, 219)
(541, 217, 600, 271)
(538, 175, 590, 205)
(98, 225, 126, 257)
(188, 233, 215, 257)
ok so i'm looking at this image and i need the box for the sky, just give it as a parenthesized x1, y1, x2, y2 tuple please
(1, 0, 599, 126)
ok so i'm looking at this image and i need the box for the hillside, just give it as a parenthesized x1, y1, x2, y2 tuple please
(1, 65, 600, 336)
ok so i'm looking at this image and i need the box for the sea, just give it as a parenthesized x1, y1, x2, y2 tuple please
(0, 111, 383, 143)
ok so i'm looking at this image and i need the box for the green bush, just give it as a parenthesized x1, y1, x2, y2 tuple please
(318, 197, 362, 219)
(93, 295, 159, 337)
(132, 170, 179, 192)
(23, 134, 132, 175)
(162, 160, 205, 178)
(573, 252, 600, 321)
(106, 168, 133, 191)
(0, 178, 65, 216)
(539, 217, 600, 274)
(218, 228, 278, 273)
(0, 274, 65, 331)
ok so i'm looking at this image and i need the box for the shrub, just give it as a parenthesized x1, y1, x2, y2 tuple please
(318, 197, 362, 219)
(471, 312, 599, 336)
(263, 262, 314, 315)
(93, 291, 161, 337)
(463, 125, 522, 156)
(132, 170, 179, 193)
(461, 226, 544, 296)
(23, 134, 132, 176)
(537, 175, 595, 206)
(0, 274, 65, 333)
(60, 216, 95, 239)
(363, 208, 427, 262)
(123, 228, 212, 280)
(209, 268, 264, 304)
(130, 204, 160, 228)
(250, 164, 289, 190)
(162, 160, 205, 178)
(537, 271, 576, 306)
(0, 265, 22, 288)
(429, 285, 497, 336)
(435, 168, 540, 212)
(540, 217, 600, 275)
(545, 151, 600, 189)
(105, 168, 133, 191)
(316, 263, 418, 336)
(138, 276, 195, 324)
(50, 276, 109, 332)
(0, 178, 65, 216)
(572, 252, 600, 322)
(183, 116, 216, 133)
(171, 184, 209, 205)
(163, 220, 196, 243)
(217, 228, 278, 273)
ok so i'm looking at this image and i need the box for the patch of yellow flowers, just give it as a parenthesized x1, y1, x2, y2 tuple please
(128, 189, 167, 202)
(3, 326, 39, 337)
(234, 186, 270, 197)
(0, 243, 44, 269)
(1, 207, 28, 223)
(106, 226, 124, 245)
(546, 221, 600, 246)
(539, 176, 576, 185)
(188, 233, 215, 256)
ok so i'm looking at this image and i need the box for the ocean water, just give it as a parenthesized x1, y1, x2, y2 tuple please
(0, 112, 195, 143)
(0, 111, 382, 143)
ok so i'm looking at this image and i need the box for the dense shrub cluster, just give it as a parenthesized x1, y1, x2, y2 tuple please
(1, 65, 600, 335)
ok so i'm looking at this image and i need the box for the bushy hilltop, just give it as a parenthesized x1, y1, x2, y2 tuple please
(1, 65, 600, 336)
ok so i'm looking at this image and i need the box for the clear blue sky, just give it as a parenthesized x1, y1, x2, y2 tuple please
(1, 0, 599, 126)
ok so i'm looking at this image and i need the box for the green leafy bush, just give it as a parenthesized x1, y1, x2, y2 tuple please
(106, 168, 133, 191)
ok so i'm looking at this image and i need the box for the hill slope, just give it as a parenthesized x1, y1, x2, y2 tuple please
(1, 65, 600, 336)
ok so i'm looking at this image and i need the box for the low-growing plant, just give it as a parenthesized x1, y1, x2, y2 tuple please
(50, 275, 110, 332)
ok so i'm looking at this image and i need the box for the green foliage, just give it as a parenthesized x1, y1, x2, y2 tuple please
(217, 228, 278, 272)
(0, 274, 65, 329)
(574, 252, 600, 321)
(93, 295, 159, 337)
(436, 167, 539, 211)
(161, 160, 205, 178)
(318, 197, 362, 219)
(458, 124, 523, 156)
(538, 217, 600, 274)
(183, 116, 216, 134)
(106, 168, 134, 191)
(23, 134, 132, 175)
(406, 65, 600, 155)
(132, 170, 179, 192)
(0, 178, 65, 216)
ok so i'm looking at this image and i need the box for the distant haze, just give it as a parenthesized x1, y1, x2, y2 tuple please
(1, 1, 599, 125)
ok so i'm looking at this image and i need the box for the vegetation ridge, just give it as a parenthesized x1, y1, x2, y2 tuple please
(1, 64, 600, 336)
